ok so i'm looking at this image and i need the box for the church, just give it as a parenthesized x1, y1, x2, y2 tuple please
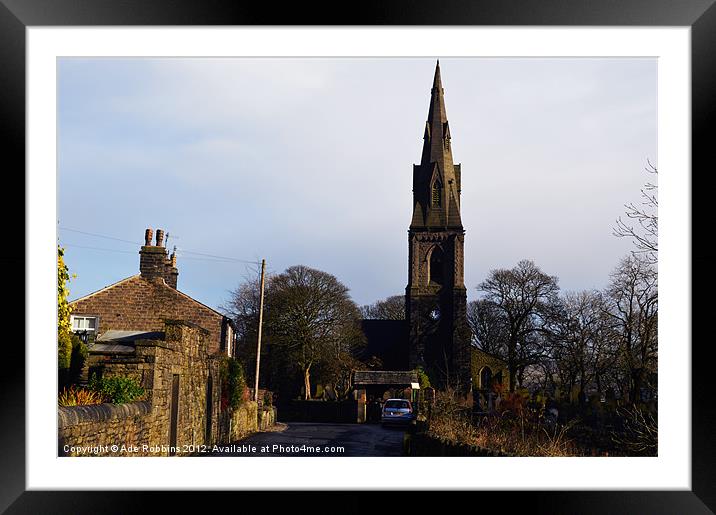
(358, 61, 477, 396)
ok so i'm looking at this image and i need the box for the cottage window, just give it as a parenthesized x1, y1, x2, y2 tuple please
(71, 315, 97, 334)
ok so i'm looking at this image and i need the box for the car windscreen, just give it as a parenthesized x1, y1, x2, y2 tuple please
(384, 400, 410, 409)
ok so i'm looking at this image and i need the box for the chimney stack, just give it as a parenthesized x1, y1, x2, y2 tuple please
(139, 227, 178, 288)
(166, 247, 179, 289)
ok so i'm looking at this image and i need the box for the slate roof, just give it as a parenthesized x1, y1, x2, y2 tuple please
(97, 330, 165, 343)
(353, 370, 418, 386)
(89, 343, 136, 354)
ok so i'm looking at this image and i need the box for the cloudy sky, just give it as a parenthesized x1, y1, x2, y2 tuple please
(58, 57, 656, 311)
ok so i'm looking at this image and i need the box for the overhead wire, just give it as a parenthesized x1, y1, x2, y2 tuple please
(58, 226, 261, 265)
(62, 243, 137, 255)
(62, 243, 250, 264)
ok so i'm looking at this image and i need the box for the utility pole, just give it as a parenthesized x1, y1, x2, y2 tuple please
(254, 259, 266, 402)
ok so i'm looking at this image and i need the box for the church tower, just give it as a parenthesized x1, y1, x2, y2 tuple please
(406, 61, 472, 389)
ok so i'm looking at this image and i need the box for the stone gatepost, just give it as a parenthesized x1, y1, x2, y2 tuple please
(356, 389, 367, 423)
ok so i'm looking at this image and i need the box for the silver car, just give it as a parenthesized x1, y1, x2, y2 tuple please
(381, 398, 414, 427)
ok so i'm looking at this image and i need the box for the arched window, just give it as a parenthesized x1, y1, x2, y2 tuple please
(429, 247, 443, 285)
(480, 366, 493, 390)
(432, 181, 442, 207)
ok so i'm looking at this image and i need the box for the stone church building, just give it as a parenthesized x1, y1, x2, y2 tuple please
(360, 62, 476, 394)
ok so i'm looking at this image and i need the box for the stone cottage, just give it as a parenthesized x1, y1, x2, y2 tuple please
(59, 229, 263, 455)
(69, 228, 236, 356)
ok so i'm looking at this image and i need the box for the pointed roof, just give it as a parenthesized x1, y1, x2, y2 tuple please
(411, 60, 463, 230)
(421, 60, 450, 167)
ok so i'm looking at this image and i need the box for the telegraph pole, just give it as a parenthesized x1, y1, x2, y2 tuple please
(254, 259, 266, 402)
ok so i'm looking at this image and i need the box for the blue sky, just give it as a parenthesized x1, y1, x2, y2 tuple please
(58, 57, 657, 311)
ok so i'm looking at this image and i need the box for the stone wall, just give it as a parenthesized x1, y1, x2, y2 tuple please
(258, 406, 277, 431)
(229, 401, 258, 441)
(59, 320, 222, 456)
(58, 402, 152, 456)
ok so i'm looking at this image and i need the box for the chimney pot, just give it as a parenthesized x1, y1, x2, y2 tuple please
(144, 228, 153, 246)
(156, 229, 165, 247)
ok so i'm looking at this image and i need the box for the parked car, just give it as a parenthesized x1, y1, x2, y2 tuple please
(381, 398, 415, 427)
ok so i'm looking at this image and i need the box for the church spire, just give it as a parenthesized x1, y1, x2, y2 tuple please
(411, 60, 462, 230)
(421, 60, 451, 166)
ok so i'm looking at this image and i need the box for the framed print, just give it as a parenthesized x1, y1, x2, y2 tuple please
(3, 0, 714, 512)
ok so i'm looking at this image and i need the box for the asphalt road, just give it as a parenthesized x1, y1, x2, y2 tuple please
(209, 422, 407, 457)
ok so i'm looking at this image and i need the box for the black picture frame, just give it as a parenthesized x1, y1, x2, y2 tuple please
(3, 1, 713, 512)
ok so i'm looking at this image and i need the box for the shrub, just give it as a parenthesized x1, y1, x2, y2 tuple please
(427, 387, 475, 442)
(263, 390, 273, 407)
(426, 386, 580, 456)
(220, 357, 249, 410)
(57, 245, 75, 373)
(58, 332, 72, 371)
(414, 366, 431, 389)
(89, 374, 145, 404)
(497, 389, 530, 418)
(610, 405, 658, 456)
(59, 386, 105, 406)
(68, 335, 88, 384)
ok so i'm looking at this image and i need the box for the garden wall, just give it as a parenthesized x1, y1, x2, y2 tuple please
(58, 401, 152, 456)
(58, 320, 221, 456)
(258, 406, 277, 430)
(216, 403, 277, 443)
(229, 401, 258, 441)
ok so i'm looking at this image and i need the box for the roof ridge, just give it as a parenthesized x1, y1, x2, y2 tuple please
(69, 274, 140, 304)
(70, 274, 228, 321)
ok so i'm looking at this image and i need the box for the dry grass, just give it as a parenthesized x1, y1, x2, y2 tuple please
(58, 386, 106, 406)
(426, 389, 580, 457)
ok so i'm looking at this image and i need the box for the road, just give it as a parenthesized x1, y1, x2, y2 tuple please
(209, 422, 407, 457)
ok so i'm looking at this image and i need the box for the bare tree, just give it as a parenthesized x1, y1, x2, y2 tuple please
(221, 268, 266, 383)
(605, 255, 658, 404)
(265, 265, 364, 400)
(466, 299, 508, 359)
(551, 291, 618, 402)
(477, 260, 561, 392)
(315, 346, 365, 400)
(614, 160, 658, 264)
(360, 295, 405, 320)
